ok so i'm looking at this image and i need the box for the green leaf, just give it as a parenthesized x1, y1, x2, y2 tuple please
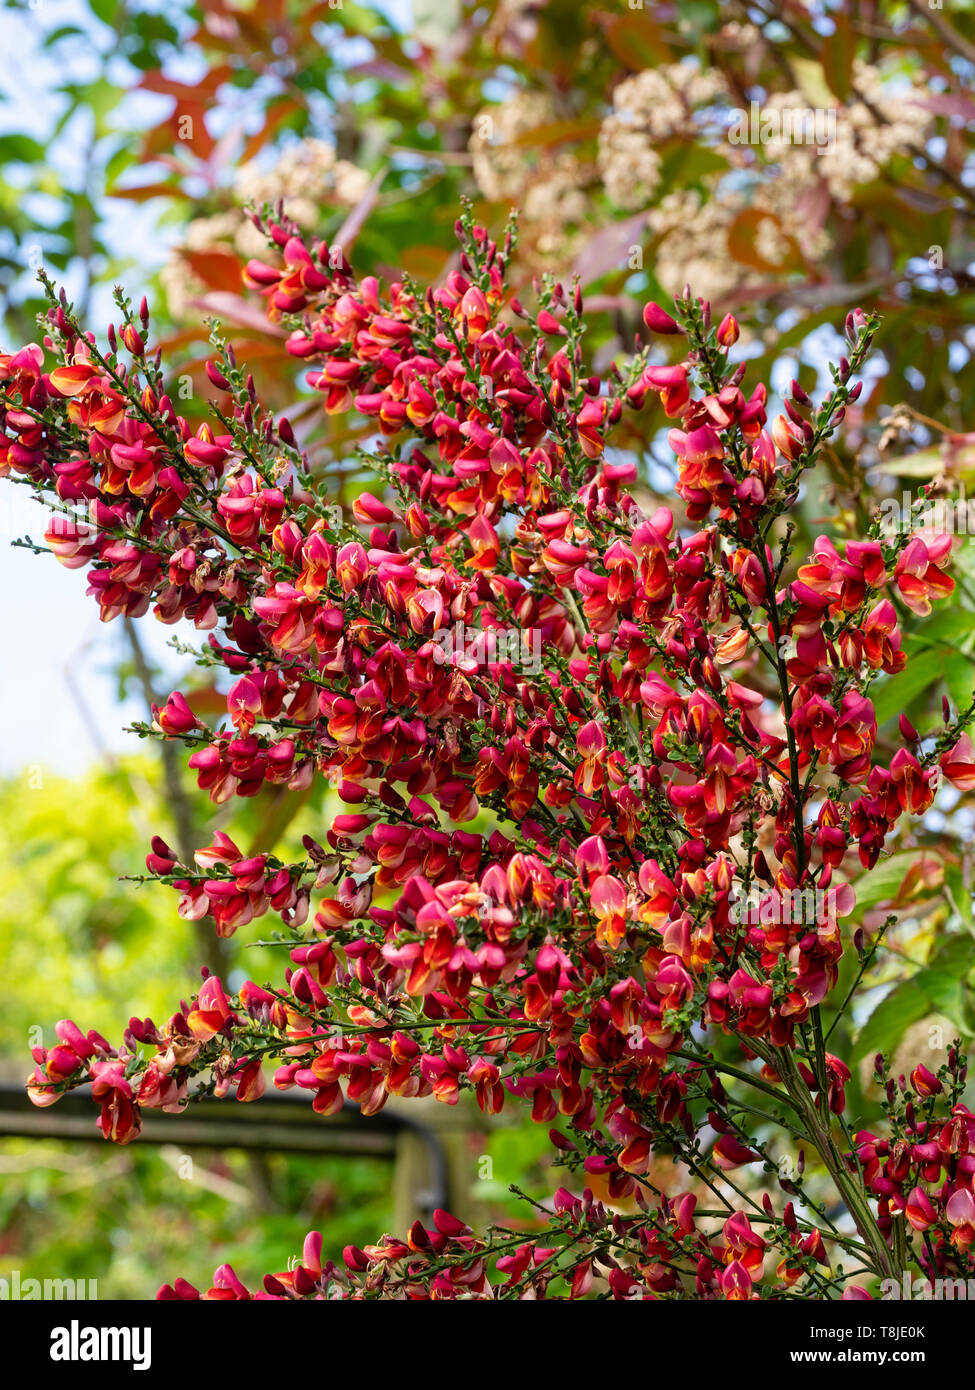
(903, 608, 975, 646)
(791, 57, 836, 110)
(916, 969, 966, 1024)
(899, 607, 975, 712)
(945, 863, 974, 930)
(927, 934, 973, 979)
(875, 447, 942, 479)
(658, 142, 729, 191)
(853, 982, 929, 1063)
(853, 937, 973, 1061)
(869, 660, 940, 726)
(0, 134, 46, 165)
(42, 25, 85, 47)
(88, 0, 119, 26)
(847, 851, 917, 915)
(945, 654, 975, 714)
(914, 936, 972, 1029)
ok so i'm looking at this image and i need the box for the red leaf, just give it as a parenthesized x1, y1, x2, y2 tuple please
(182, 249, 247, 295)
(107, 182, 190, 203)
(240, 97, 303, 164)
(822, 14, 856, 103)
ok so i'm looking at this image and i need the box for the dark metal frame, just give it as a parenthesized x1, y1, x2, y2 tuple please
(0, 1083, 451, 1219)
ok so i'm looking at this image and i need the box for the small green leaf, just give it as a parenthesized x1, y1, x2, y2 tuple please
(0, 134, 46, 164)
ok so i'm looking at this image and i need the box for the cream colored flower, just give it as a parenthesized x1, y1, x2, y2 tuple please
(469, 92, 592, 264)
(599, 63, 729, 211)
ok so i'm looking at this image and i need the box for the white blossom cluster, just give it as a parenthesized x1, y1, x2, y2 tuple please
(469, 92, 593, 261)
(598, 62, 729, 210)
(162, 139, 370, 319)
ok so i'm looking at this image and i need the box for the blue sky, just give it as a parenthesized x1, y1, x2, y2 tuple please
(0, 1, 173, 775)
(0, 0, 413, 774)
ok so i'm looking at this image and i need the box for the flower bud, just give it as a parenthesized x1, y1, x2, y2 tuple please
(642, 302, 680, 334)
(120, 324, 144, 356)
(206, 360, 230, 390)
(716, 313, 739, 346)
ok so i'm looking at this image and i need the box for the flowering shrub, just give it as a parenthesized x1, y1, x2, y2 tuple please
(3, 207, 974, 1300)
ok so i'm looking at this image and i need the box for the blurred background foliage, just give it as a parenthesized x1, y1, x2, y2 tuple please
(1, 0, 975, 1296)
(0, 753, 558, 1293)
